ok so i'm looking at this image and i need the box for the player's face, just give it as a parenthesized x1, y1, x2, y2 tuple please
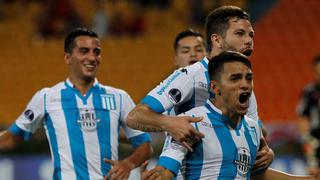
(221, 18, 254, 56)
(66, 36, 101, 81)
(216, 62, 253, 116)
(174, 36, 207, 67)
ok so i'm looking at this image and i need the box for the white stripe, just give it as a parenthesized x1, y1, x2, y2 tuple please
(202, 117, 222, 180)
(76, 95, 103, 179)
(47, 92, 77, 179)
(106, 97, 111, 110)
(102, 96, 106, 109)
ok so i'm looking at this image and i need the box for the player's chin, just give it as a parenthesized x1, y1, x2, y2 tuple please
(236, 106, 249, 116)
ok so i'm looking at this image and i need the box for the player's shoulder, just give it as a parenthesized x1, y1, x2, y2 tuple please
(98, 84, 131, 97)
(244, 115, 259, 127)
(36, 81, 65, 95)
(177, 57, 208, 76)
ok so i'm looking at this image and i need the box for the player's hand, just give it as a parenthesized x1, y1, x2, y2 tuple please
(162, 116, 204, 151)
(142, 166, 173, 180)
(140, 161, 149, 179)
(253, 138, 274, 171)
(104, 158, 134, 180)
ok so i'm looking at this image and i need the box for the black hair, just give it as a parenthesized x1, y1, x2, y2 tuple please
(174, 29, 206, 52)
(208, 51, 251, 81)
(64, 27, 98, 53)
(205, 6, 250, 52)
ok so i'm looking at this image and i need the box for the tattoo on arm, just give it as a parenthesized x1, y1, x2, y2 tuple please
(131, 123, 163, 132)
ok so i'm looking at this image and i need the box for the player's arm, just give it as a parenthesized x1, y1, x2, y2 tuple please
(251, 168, 315, 180)
(1, 90, 46, 152)
(104, 91, 153, 180)
(127, 68, 204, 147)
(127, 104, 203, 146)
(0, 130, 22, 151)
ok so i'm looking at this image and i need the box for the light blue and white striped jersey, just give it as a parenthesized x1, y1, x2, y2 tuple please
(141, 57, 260, 122)
(158, 100, 262, 179)
(8, 79, 151, 180)
(142, 57, 261, 179)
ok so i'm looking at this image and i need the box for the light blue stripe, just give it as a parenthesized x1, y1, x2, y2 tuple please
(141, 95, 165, 113)
(208, 114, 238, 180)
(61, 88, 89, 180)
(201, 58, 215, 99)
(46, 114, 62, 180)
(92, 87, 111, 176)
(200, 58, 208, 68)
(257, 119, 264, 129)
(8, 123, 32, 141)
(185, 122, 203, 179)
(243, 121, 258, 179)
(128, 133, 151, 148)
(158, 156, 181, 176)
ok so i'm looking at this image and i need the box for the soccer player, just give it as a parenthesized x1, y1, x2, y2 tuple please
(173, 29, 207, 68)
(142, 51, 314, 180)
(297, 55, 320, 177)
(0, 28, 152, 180)
(127, 5, 273, 170)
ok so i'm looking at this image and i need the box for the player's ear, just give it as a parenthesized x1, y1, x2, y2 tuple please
(64, 53, 71, 65)
(210, 80, 221, 96)
(211, 33, 222, 49)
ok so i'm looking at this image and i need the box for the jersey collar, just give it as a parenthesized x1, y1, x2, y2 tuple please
(205, 99, 244, 130)
(65, 78, 99, 88)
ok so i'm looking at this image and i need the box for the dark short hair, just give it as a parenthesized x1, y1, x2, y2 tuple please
(174, 29, 206, 52)
(205, 6, 250, 52)
(208, 51, 251, 81)
(64, 28, 98, 53)
(313, 54, 320, 65)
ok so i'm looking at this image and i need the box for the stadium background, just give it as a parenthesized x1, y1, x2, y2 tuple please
(0, 0, 319, 179)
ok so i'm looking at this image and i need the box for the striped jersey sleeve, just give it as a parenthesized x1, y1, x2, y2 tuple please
(8, 89, 47, 140)
(140, 64, 201, 113)
(158, 135, 188, 176)
(119, 90, 151, 148)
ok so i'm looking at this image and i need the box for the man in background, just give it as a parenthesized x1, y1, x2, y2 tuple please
(297, 55, 320, 177)
(0, 28, 152, 180)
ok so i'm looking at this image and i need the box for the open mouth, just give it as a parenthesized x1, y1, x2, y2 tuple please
(239, 92, 251, 104)
(242, 49, 253, 56)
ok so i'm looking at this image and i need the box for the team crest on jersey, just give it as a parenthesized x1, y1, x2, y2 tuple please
(77, 108, 100, 131)
(101, 94, 116, 110)
(234, 147, 251, 177)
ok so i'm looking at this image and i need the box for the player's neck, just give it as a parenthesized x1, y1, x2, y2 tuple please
(208, 49, 222, 59)
(212, 98, 241, 126)
(69, 76, 95, 95)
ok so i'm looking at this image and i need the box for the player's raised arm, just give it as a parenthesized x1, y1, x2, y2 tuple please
(0, 130, 22, 151)
(127, 104, 204, 148)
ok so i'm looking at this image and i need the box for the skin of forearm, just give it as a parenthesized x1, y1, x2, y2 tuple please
(124, 143, 153, 169)
(0, 130, 19, 151)
(127, 104, 165, 132)
(251, 168, 314, 180)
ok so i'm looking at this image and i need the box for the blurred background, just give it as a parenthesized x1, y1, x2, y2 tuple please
(0, 0, 320, 179)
